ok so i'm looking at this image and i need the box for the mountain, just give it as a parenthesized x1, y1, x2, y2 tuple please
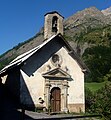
(102, 6, 111, 16)
(64, 7, 111, 37)
(64, 6, 111, 54)
(0, 7, 111, 82)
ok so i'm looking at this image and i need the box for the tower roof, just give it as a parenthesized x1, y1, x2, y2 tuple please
(44, 11, 64, 18)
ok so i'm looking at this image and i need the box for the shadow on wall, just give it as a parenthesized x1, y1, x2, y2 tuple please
(0, 81, 35, 120)
(5, 66, 35, 109)
(0, 68, 35, 119)
(20, 74, 35, 110)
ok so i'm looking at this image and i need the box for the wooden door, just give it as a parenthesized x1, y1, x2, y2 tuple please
(50, 87, 61, 112)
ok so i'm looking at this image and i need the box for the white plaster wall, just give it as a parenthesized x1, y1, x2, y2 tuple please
(60, 48, 84, 104)
(56, 47, 85, 104)
(20, 46, 84, 107)
(20, 69, 45, 106)
(37, 47, 85, 105)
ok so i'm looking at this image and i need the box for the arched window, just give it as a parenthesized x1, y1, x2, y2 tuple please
(52, 16, 58, 33)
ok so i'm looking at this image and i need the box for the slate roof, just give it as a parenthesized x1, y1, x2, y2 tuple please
(0, 33, 89, 76)
(44, 11, 64, 18)
(0, 35, 56, 75)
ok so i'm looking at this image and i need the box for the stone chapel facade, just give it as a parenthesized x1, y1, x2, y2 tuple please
(0, 11, 88, 113)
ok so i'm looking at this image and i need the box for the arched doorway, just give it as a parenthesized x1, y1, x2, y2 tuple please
(50, 87, 61, 112)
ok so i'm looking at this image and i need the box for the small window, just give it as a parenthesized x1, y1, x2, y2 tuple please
(52, 16, 58, 33)
(51, 54, 62, 67)
(52, 54, 59, 63)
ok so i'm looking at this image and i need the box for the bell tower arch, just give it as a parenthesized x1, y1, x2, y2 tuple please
(44, 11, 64, 39)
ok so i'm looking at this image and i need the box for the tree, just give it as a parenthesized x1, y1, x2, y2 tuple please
(83, 46, 111, 82)
(88, 83, 111, 119)
(85, 87, 94, 112)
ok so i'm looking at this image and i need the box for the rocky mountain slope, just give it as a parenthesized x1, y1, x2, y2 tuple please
(102, 6, 111, 16)
(0, 6, 111, 72)
(64, 6, 111, 38)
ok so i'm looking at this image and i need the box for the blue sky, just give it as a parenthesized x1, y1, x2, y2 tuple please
(0, 0, 111, 55)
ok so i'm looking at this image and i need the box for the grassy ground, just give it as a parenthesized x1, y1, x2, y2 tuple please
(85, 82, 109, 92)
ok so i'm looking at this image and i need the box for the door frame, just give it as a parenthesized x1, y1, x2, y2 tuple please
(44, 79, 69, 113)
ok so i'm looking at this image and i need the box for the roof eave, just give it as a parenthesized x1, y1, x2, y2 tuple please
(44, 11, 64, 18)
(57, 33, 90, 73)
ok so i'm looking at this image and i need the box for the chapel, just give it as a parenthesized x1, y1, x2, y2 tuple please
(0, 11, 88, 113)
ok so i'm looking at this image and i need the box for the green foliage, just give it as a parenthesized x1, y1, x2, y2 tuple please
(85, 83, 111, 119)
(0, 55, 17, 70)
(75, 25, 111, 82)
(76, 25, 111, 45)
(83, 46, 111, 82)
(63, 35, 74, 41)
(85, 87, 94, 112)
(91, 83, 111, 119)
(85, 82, 106, 92)
(103, 69, 111, 82)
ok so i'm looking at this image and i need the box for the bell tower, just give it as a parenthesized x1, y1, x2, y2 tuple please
(44, 11, 64, 39)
